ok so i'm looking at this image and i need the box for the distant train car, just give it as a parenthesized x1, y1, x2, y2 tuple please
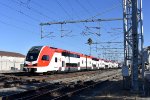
(24, 46, 118, 73)
(114, 62, 119, 68)
(100, 59, 105, 69)
(108, 61, 113, 69)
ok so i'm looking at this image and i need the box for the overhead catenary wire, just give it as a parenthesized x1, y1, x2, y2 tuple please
(66, 0, 98, 33)
(0, 1, 58, 40)
(35, 0, 78, 39)
(55, 0, 73, 20)
(88, 2, 122, 20)
(97, 19, 123, 41)
(0, 1, 40, 22)
(94, 32, 123, 57)
(83, 0, 123, 41)
(40, 18, 122, 38)
(40, 18, 122, 26)
(65, 0, 88, 31)
(117, 0, 123, 6)
(31, 0, 59, 18)
(35, 0, 124, 60)
(54, 0, 77, 37)
(0, 12, 37, 27)
(18, 0, 31, 5)
(40, 0, 122, 39)
(11, 0, 54, 21)
(86, 0, 100, 12)
(75, 0, 92, 17)
(66, 0, 82, 20)
(0, 19, 35, 33)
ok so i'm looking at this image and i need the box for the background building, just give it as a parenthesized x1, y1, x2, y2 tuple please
(143, 46, 150, 70)
(0, 51, 25, 71)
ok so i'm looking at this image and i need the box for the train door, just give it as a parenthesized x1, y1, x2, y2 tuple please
(60, 61, 65, 71)
(78, 62, 80, 71)
(62, 61, 65, 67)
(54, 57, 59, 70)
(66, 56, 70, 72)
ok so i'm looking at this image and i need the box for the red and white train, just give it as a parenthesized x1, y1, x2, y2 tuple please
(24, 46, 119, 73)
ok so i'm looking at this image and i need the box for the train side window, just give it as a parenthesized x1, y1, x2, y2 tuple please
(42, 55, 49, 61)
(55, 57, 58, 62)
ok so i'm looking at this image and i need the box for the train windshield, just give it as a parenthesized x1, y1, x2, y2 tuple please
(26, 46, 43, 61)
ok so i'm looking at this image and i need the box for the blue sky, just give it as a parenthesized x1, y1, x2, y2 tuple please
(0, 0, 149, 61)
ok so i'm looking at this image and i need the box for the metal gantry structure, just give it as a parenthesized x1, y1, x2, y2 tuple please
(40, 18, 123, 62)
(123, 0, 144, 91)
(40, 18, 122, 39)
(40, 18, 122, 26)
(40, 0, 144, 91)
(85, 41, 124, 59)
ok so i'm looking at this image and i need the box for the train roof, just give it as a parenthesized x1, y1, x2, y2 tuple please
(49, 46, 89, 57)
(45, 46, 114, 62)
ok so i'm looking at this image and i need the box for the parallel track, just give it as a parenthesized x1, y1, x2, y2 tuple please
(0, 69, 120, 100)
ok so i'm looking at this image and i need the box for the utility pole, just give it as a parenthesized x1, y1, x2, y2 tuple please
(131, 0, 139, 91)
(123, 0, 144, 91)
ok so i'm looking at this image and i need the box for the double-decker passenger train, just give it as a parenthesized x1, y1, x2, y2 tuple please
(24, 46, 118, 73)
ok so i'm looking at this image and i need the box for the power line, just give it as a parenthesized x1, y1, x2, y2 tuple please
(17, 0, 31, 5)
(67, 0, 122, 40)
(88, 3, 121, 19)
(0, 19, 35, 33)
(66, 0, 88, 30)
(86, 0, 99, 12)
(0, 1, 40, 22)
(75, 0, 92, 16)
(117, 0, 123, 6)
(31, 0, 59, 17)
(11, 0, 54, 20)
(66, 0, 81, 20)
(0, 12, 36, 27)
(55, 0, 73, 20)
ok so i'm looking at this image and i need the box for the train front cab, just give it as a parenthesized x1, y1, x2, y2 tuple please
(24, 46, 54, 73)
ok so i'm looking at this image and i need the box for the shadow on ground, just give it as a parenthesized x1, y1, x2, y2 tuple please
(70, 77, 150, 100)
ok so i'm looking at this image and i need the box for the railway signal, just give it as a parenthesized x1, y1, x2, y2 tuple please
(87, 38, 93, 56)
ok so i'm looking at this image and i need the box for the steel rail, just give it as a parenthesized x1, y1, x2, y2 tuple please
(18, 86, 65, 100)
(0, 69, 119, 100)
(52, 73, 120, 100)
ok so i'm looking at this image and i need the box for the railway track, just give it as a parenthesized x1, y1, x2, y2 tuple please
(0, 69, 121, 100)
(0, 69, 114, 82)
(0, 69, 106, 90)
